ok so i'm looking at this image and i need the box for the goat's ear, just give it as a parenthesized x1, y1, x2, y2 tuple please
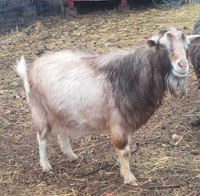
(187, 35, 200, 45)
(146, 35, 159, 47)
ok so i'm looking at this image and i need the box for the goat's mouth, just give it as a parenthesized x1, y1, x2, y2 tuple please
(172, 69, 188, 78)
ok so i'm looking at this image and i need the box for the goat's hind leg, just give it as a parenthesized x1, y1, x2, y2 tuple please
(37, 129, 52, 172)
(58, 132, 78, 162)
(32, 102, 52, 172)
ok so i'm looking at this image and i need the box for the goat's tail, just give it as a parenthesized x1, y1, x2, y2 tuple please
(15, 56, 30, 102)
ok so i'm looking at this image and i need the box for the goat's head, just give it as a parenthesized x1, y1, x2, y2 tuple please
(147, 28, 200, 96)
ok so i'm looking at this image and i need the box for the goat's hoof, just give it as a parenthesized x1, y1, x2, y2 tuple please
(42, 162, 52, 172)
(68, 153, 78, 162)
(124, 173, 138, 186)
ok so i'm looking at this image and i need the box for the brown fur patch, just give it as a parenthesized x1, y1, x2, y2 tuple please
(171, 53, 180, 61)
(110, 128, 128, 150)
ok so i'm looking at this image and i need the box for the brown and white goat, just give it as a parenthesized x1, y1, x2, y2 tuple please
(15, 28, 200, 185)
(189, 17, 200, 88)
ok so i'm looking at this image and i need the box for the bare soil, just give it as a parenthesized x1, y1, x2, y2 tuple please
(0, 4, 200, 196)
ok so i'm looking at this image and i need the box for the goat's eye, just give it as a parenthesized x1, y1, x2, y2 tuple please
(160, 44, 166, 49)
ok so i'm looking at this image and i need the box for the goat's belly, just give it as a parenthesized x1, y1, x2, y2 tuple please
(52, 117, 108, 138)
(67, 127, 107, 138)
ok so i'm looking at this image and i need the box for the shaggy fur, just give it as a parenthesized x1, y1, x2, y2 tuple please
(93, 44, 187, 130)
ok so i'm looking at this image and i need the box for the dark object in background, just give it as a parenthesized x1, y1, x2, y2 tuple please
(189, 17, 200, 88)
(193, 16, 200, 35)
(36, 50, 45, 56)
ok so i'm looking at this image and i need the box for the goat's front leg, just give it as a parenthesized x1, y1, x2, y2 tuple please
(110, 124, 138, 185)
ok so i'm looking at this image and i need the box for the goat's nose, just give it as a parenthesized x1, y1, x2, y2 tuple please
(178, 59, 188, 70)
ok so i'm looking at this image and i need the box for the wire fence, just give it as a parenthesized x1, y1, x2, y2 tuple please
(0, 0, 200, 35)
(0, 0, 62, 34)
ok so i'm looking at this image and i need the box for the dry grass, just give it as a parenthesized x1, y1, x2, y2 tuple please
(0, 4, 200, 196)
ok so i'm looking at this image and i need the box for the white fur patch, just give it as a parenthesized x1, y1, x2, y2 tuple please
(30, 51, 112, 134)
(37, 133, 52, 172)
(15, 56, 30, 102)
(159, 34, 171, 51)
(57, 133, 78, 162)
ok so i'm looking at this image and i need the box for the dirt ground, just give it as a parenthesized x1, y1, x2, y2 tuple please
(0, 4, 200, 196)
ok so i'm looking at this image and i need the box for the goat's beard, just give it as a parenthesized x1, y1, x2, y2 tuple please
(166, 72, 188, 97)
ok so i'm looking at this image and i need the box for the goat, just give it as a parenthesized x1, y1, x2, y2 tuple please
(189, 17, 200, 88)
(15, 28, 200, 185)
